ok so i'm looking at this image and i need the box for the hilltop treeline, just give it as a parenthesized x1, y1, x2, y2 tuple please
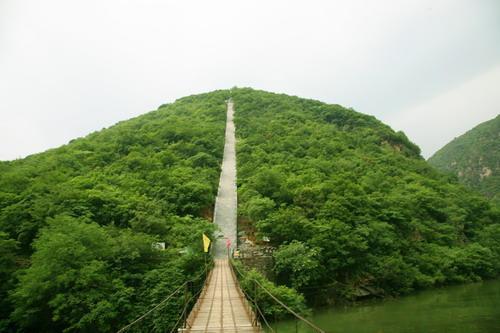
(0, 91, 229, 332)
(233, 89, 500, 302)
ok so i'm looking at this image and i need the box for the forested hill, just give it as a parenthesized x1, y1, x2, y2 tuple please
(0, 88, 499, 332)
(428, 115, 500, 205)
(0, 91, 230, 332)
(232, 89, 499, 301)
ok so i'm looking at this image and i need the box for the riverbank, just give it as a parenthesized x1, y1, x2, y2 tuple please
(273, 279, 500, 333)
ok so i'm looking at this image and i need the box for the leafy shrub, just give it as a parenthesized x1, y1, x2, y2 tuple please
(233, 260, 309, 320)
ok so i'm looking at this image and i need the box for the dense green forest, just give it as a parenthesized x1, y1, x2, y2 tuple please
(1, 88, 499, 331)
(232, 88, 500, 303)
(0, 91, 230, 332)
(429, 115, 499, 205)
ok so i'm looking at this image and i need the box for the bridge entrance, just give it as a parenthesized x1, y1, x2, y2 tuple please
(181, 259, 260, 332)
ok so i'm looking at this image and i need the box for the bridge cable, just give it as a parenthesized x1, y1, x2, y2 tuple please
(234, 276, 274, 332)
(230, 259, 326, 333)
(116, 266, 208, 333)
(168, 284, 205, 333)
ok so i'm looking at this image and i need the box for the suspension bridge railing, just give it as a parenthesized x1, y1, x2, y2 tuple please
(116, 264, 211, 333)
(229, 259, 326, 333)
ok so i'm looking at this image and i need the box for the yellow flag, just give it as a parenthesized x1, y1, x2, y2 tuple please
(202, 234, 211, 253)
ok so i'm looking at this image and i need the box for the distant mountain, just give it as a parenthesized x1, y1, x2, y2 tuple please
(428, 115, 500, 205)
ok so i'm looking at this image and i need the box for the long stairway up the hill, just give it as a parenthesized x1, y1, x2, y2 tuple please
(181, 100, 261, 333)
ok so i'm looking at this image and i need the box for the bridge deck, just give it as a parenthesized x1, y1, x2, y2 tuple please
(181, 101, 260, 332)
(183, 259, 260, 332)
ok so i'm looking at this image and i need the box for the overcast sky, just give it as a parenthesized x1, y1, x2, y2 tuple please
(1, 0, 499, 160)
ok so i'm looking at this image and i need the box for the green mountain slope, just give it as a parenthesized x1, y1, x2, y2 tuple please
(0, 91, 229, 332)
(428, 115, 500, 205)
(0, 88, 499, 332)
(231, 88, 500, 302)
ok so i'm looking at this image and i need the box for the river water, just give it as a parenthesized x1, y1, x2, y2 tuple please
(272, 279, 500, 333)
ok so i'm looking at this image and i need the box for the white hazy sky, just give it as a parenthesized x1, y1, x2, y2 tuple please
(1, 0, 499, 160)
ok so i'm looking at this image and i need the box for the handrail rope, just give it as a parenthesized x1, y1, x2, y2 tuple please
(230, 262, 275, 331)
(168, 297, 190, 333)
(253, 279, 325, 333)
(230, 259, 326, 333)
(253, 300, 275, 333)
(235, 281, 269, 330)
(228, 258, 263, 326)
(116, 283, 185, 333)
(184, 268, 213, 328)
(183, 281, 207, 328)
(168, 285, 206, 333)
(116, 266, 209, 333)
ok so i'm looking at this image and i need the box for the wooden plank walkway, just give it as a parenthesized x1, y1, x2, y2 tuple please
(182, 259, 260, 332)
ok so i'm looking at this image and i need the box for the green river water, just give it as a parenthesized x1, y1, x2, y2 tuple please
(272, 279, 500, 333)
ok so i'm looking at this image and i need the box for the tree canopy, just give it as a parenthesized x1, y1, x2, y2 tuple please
(0, 90, 230, 332)
(0, 88, 498, 331)
(232, 88, 500, 302)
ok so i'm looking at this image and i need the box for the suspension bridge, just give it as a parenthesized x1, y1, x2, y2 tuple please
(117, 100, 326, 333)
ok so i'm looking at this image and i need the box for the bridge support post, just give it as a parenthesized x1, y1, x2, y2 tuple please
(253, 280, 258, 326)
(183, 283, 188, 329)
